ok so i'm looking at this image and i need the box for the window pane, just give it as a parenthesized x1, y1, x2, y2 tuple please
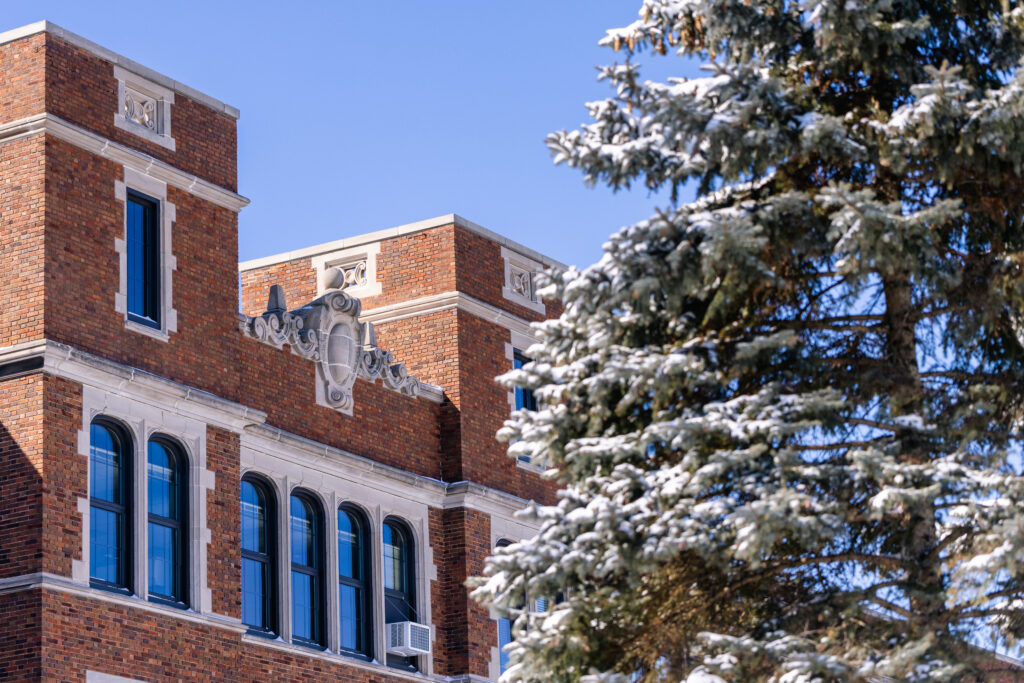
(127, 198, 146, 317)
(90, 424, 121, 504)
(382, 523, 405, 593)
(242, 557, 268, 629)
(337, 510, 360, 580)
(339, 584, 362, 651)
(241, 481, 266, 554)
(498, 616, 512, 674)
(291, 571, 315, 641)
(148, 521, 177, 598)
(127, 194, 159, 324)
(90, 505, 121, 584)
(147, 442, 177, 519)
(290, 496, 315, 567)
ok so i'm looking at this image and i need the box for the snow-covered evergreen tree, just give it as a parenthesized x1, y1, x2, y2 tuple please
(472, 1, 1024, 681)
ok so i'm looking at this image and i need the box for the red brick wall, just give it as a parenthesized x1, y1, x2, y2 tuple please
(373, 310, 461, 481)
(44, 138, 242, 401)
(207, 426, 241, 619)
(0, 33, 45, 126)
(44, 33, 238, 191)
(38, 588, 447, 682)
(0, 134, 45, 348)
(369, 226, 458, 309)
(0, 373, 44, 578)
(239, 337, 443, 480)
(455, 312, 558, 504)
(42, 374, 84, 578)
(428, 507, 494, 678)
(239, 258, 318, 318)
(0, 590, 41, 681)
(453, 226, 550, 323)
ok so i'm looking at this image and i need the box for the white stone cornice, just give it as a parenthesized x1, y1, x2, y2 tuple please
(0, 113, 250, 213)
(442, 481, 533, 520)
(0, 339, 266, 432)
(0, 21, 240, 119)
(238, 213, 568, 273)
(360, 291, 540, 341)
(0, 572, 247, 633)
(243, 423, 539, 525)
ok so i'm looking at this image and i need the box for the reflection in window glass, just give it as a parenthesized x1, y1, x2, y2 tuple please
(89, 422, 128, 588)
(241, 479, 274, 633)
(290, 493, 322, 646)
(338, 507, 369, 656)
(383, 523, 405, 593)
(147, 439, 185, 604)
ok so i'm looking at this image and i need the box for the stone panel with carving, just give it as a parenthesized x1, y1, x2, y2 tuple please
(239, 285, 421, 414)
(123, 87, 158, 130)
(509, 264, 534, 301)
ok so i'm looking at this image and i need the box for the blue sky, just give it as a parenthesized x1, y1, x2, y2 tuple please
(6, 1, 698, 268)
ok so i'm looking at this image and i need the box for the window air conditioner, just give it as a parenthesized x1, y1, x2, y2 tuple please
(386, 621, 431, 656)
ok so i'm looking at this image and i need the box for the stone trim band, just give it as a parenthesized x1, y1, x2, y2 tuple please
(0, 113, 249, 212)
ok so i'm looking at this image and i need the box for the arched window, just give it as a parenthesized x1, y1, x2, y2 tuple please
(338, 505, 371, 658)
(89, 419, 131, 592)
(147, 438, 187, 605)
(383, 518, 416, 670)
(241, 476, 276, 635)
(290, 491, 324, 647)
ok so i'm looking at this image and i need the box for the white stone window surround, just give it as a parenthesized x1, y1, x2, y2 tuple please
(114, 166, 178, 341)
(74, 384, 216, 615)
(501, 246, 545, 315)
(312, 242, 382, 299)
(505, 331, 544, 474)
(113, 65, 176, 151)
(241, 435, 438, 676)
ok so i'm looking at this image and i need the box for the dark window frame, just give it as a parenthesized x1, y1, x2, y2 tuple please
(513, 349, 537, 464)
(383, 517, 418, 671)
(337, 504, 372, 660)
(89, 418, 133, 595)
(290, 489, 326, 649)
(125, 188, 161, 329)
(146, 436, 188, 608)
(241, 475, 278, 637)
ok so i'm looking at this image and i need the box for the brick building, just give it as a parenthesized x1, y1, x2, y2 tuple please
(0, 21, 563, 682)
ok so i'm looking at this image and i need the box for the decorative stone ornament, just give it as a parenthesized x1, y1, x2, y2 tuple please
(239, 285, 421, 414)
(509, 265, 534, 301)
(323, 261, 368, 290)
(123, 87, 157, 130)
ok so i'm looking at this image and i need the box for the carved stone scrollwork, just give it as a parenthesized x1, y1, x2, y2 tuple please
(323, 261, 368, 291)
(240, 285, 422, 414)
(509, 265, 534, 301)
(123, 88, 157, 130)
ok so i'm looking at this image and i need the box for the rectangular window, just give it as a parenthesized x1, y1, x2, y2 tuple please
(513, 350, 537, 412)
(126, 190, 160, 328)
(513, 349, 537, 464)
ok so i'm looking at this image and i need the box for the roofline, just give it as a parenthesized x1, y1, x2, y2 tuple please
(0, 21, 240, 120)
(238, 213, 569, 273)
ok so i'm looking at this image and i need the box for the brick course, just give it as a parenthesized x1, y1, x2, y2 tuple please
(0, 135, 45, 348)
(0, 374, 44, 579)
